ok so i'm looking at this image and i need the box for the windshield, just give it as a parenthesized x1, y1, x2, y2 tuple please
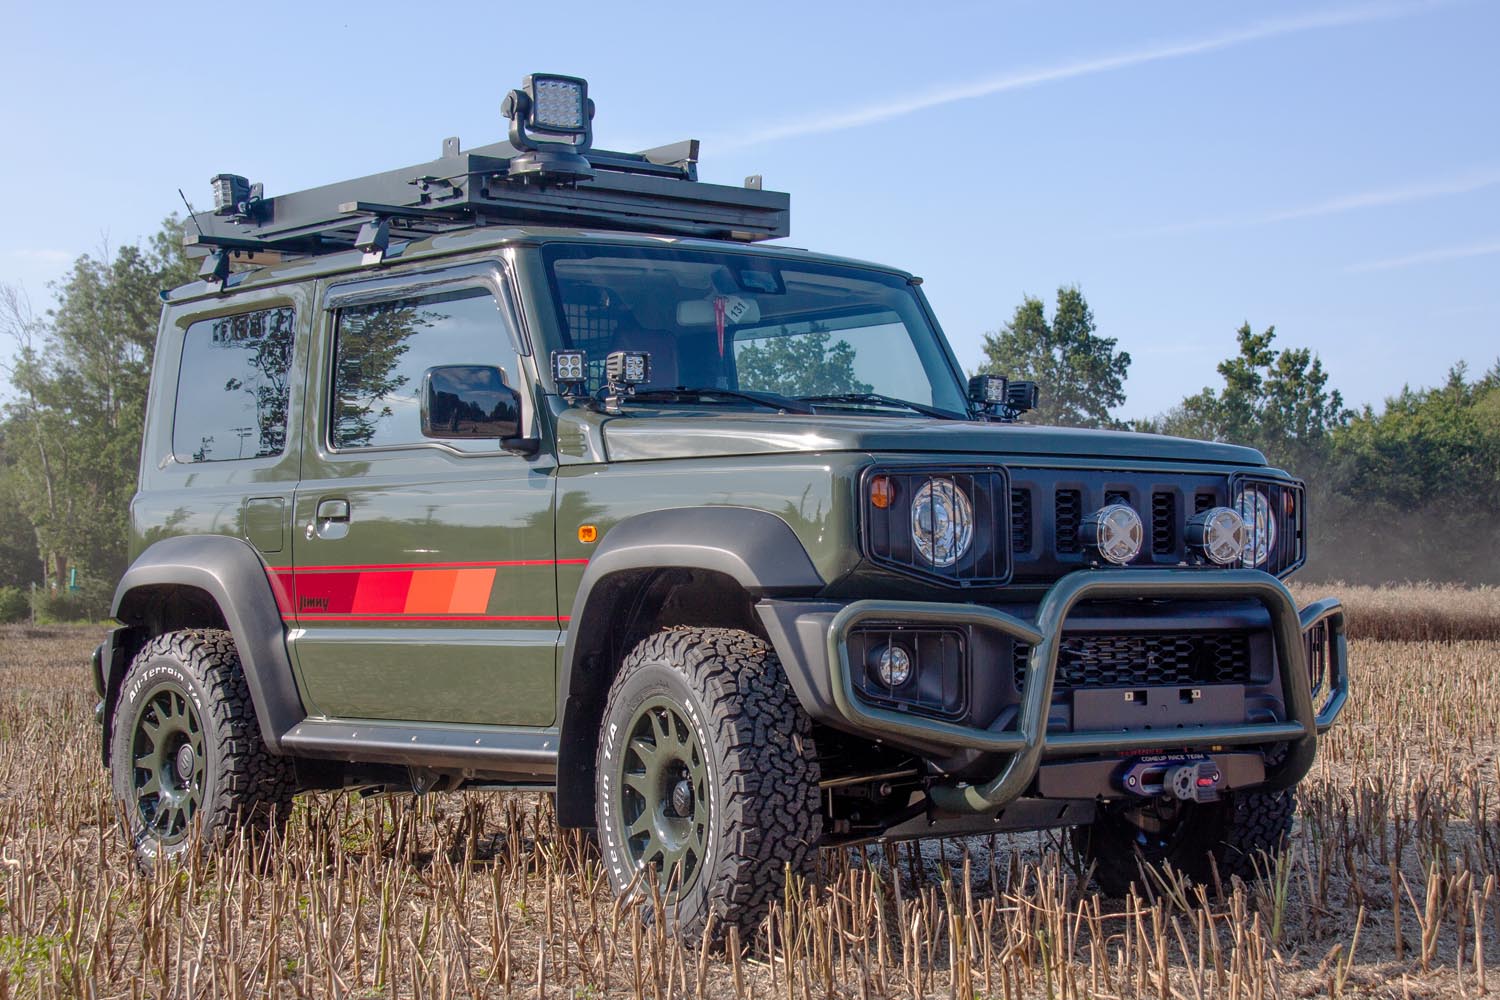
(541, 244, 970, 416)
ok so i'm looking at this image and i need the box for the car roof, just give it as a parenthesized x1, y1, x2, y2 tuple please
(164, 227, 914, 305)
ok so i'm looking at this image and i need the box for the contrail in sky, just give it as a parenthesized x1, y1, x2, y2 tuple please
(716, 1, 1449, 150)
(1345, 237, 1500, 273)
(1126, 165, 1500, 237)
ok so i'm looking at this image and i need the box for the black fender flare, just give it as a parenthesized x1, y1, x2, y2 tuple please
(554, 506, 824, 825)
(112, 534, 304, 753)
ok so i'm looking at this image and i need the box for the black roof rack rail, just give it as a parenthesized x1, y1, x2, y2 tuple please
(186, 135, 790, 263)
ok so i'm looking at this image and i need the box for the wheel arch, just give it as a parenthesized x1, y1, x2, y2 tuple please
(109, 534, 304, 754)
(553, 506, 824, 827)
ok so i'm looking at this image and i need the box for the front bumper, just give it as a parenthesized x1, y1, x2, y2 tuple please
(759, 568, 1348, 815)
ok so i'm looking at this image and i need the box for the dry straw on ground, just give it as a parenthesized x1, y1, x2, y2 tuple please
(1292, 581, 1500, 642)
(1, 584, 1497, 998)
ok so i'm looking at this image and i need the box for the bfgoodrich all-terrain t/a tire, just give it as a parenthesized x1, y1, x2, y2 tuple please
(595, 627, 822, 943)
(1074, 787, 1297, 896)
(108, 629, 295, 868)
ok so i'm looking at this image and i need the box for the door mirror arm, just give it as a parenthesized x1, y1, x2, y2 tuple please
(501, 436, 542, 458)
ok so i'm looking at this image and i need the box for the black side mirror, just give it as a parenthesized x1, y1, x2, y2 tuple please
(420, 365, 540, 456)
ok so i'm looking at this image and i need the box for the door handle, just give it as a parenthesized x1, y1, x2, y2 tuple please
(307, 499, 351, 540)
(317, 499, 350, 522)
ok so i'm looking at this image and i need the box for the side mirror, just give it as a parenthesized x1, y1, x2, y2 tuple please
(420, 365, 540, 456)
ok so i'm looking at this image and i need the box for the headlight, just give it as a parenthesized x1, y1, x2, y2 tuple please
(911, 479, 974, 567)
(1237, 488, 1277, 567)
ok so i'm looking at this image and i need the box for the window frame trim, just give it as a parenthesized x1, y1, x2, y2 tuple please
(320, 263, 534, 458)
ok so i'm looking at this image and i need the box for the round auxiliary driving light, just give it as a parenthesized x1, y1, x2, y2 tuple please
(911, 480, 974, 567)
(1082, 504, 1144, 565)
(1237, 489, 1277, 567)
(872, 645, 913, 688)
(1187, 506, 1249, 565)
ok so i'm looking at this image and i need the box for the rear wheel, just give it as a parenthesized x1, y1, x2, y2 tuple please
(1074, 788, 1296, 896)
(595, 627, 821, 943)
(109, 629, 294, 867)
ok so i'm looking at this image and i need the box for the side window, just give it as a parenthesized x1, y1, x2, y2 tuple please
(331, 286, 523, 452)
(173, 307, 296, 463)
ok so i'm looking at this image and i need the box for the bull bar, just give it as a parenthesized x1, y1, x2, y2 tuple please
(822, 569, 1349, 815)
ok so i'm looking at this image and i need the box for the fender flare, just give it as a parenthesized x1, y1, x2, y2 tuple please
(112, 534, 304, 753)
(553, 506, 824, 825)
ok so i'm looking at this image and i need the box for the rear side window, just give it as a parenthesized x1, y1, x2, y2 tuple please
(173, 307, 296, 463)
(331, 287, 523, 452)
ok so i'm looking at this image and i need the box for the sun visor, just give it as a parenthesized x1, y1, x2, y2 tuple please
(676, 295, 761, 328)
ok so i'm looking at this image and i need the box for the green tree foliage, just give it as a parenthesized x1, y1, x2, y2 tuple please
(978, 287, 1130, 428)
(0, 218, 195, 586)
(1151, 322, 1347, 474)
(735, 329, 872, 398)
(1317, 362, 1500, 583)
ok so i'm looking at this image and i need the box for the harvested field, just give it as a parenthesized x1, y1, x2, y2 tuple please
(1, 590, 1498, 998)
(1292, 581, 1500, 642)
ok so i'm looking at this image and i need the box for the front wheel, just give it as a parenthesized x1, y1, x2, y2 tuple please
(1073, 788, 1296, 896)
(108, 629, 294, 867)
(595, 628, 821, 943)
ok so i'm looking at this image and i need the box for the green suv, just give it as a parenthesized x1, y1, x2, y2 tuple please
(92, 74, 1348, 939)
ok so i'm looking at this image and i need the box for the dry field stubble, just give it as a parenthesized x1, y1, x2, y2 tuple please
(0, 585, 1497, 999)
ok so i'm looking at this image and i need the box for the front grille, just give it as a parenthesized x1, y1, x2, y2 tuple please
(1014, 631, 1254, 691)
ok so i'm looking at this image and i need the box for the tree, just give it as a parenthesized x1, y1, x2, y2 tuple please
(0, 217, 195, 586)
(735, 328, 871, 398)
(978, 286, 1130, 428)
(1153, 322, 1347, 474)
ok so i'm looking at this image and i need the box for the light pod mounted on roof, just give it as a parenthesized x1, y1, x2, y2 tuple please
(502, 74, 596, 182)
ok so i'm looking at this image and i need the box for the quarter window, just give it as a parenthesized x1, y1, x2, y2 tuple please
(173, 307, 296, 463)
(331, 287, 523, 451)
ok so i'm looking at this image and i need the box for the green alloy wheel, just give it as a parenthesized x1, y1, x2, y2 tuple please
(129, 684, 207, 845)
(596, 628, 821, 943)
(109, 630, 294, 867)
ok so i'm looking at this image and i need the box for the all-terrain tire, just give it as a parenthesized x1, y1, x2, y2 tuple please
(1074, 788, 1296, 896)
(595, 627, 821, 943)
(109, 629, 295, 868)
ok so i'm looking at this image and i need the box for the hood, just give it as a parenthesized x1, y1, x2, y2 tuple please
(590, 410, 1265, 466)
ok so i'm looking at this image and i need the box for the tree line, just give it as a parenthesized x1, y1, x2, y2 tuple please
(979, 286, 1500, 584)
(0, 221, 1494, 622)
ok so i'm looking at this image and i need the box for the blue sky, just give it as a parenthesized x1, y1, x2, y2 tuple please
(2, 0, 1495, 420)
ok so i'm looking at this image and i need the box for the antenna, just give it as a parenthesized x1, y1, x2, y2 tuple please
(178, 189, 206, 241)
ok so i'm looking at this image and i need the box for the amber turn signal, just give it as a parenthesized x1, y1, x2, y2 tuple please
(869, 475, 894, 509)
(578, 524, 598, 543)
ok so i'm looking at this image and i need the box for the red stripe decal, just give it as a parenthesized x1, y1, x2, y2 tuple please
(266, 558, 580, 624)
(294, 558, 590, 573)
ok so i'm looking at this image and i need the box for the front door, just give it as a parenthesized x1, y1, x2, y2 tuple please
(287, 265, 559, 727)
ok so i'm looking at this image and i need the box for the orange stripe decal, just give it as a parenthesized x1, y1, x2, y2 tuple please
(448, 569, 496, 614)
(405, 569, 459, 615)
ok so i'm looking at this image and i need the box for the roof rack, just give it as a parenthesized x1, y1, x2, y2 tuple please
(185, 74, 789, 267)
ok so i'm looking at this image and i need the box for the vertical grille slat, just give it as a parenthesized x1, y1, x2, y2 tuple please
(1151, 491, 1176, 555)
(1055, 489, 1082, 554)
(1010, 488, 1033, 554)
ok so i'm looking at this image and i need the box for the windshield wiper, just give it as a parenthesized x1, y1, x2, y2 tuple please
(796, 392, 960, 420)
(627, 386, 815, 414)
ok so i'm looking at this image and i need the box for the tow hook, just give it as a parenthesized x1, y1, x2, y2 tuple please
(1119, 755, 1223, 804)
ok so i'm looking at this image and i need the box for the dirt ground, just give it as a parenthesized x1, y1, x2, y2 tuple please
(0, 601, 1496, 998)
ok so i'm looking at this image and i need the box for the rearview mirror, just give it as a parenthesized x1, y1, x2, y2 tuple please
(421, 365, 523, 441)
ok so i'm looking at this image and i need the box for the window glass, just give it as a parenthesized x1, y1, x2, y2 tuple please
(332, 287, 522, 451)
(543, 245, 969, 415)
(173, 307, 296, 462)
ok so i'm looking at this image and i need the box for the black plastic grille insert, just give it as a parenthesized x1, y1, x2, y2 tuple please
(1014, 631, 1254, 691)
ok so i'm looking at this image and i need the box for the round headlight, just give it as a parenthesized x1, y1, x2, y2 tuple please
(1188, 506, 1249, 565)
(1083, 504, 1143, 565)
(872, 644, 912, 688)
(911, 480, 974, 567)
(1237, 489, 1277, 567)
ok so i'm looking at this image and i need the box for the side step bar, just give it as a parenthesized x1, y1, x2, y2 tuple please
(280, 719, 558, 783)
